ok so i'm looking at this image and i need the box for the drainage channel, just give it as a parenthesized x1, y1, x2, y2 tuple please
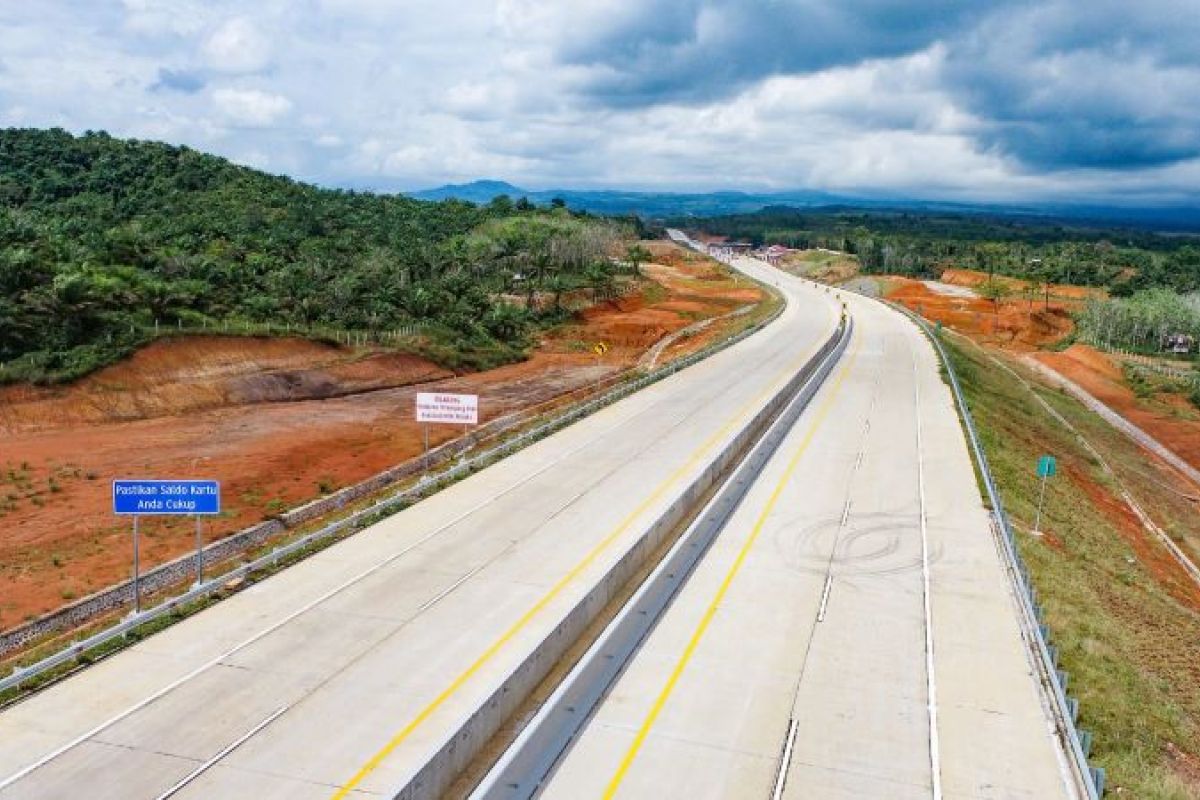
(464, 317, 854, 800)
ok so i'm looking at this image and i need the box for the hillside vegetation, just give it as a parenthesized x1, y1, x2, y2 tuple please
(1078, 290, 1200, 354)
(947, 336, 1200, 798)
(0, 128, 635, 382)
(680, 206, 1200, 294)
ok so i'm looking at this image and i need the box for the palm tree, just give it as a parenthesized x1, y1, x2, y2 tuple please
(1025, 280, 1043, 311)
(626, 244, 651, 278)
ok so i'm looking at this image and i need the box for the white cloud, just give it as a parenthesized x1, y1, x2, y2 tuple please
(121, 0, 209, 37)
(211, 88, 292, 127)
(202, 17, 271, 73)
(0, 1, 1195, 204)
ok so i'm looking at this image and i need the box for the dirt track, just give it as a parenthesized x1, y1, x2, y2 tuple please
(1032, 345, 1200, 480)
(0, 244, 759, 628)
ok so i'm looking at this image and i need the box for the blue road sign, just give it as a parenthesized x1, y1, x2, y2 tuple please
(113, 480, 221, 515)
(1037, 455, 1057, 478)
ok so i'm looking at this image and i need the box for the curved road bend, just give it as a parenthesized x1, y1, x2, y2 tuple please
(0, 254, 840, 798)
(535, 261, 1079, 800)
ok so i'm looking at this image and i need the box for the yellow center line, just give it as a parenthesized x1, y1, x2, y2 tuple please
(601, 333, 861, 800)
(329, 309, 837, 798)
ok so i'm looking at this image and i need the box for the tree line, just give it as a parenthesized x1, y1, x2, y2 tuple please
(675, 206, 1200, 295)
(1077, 290, 1200, 355)
(0, 128, 639, 382)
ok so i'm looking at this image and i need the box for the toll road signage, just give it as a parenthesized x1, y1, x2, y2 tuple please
(1037, 455, 1057, 478)
(1033, 455, 1056, 535)
(113, 480, 221, 515)
(416, 392, 479, 425)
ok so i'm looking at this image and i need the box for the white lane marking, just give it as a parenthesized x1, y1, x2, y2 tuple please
(417, 561, 492, 614)
(818, 497, 848, 623)
(912, 344, 943, 800)
(0, 383, 695, 791)
(773, 325, 880, 794)
(815, 387, 872, 626)
(153, 704, 289, 800)
(816, 576, 833, 623)
(770, 718, 800, 800)
(0, 297, 826, 791)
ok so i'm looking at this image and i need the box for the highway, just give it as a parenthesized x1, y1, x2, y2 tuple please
(0, 248, 842, 798)
(529, 266, 1078, 799)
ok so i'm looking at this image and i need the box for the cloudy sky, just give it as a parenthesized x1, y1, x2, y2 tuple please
(2, 1, 1197, 203)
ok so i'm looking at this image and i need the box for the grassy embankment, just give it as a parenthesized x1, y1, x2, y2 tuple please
(779, 248, 860, 283)
(945, 335, 1200, 798)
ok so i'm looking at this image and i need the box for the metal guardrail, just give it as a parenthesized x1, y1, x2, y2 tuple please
(470, 317, 852, 799)
(0, 256, 788, 699)
(892, 303, 1105, 799)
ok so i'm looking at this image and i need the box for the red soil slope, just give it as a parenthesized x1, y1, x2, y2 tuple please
(1034, 344, 1200, 475)
(885, 271, 1085, 351)
(0, 337, 450, 432)
(0, 244, 761, 627)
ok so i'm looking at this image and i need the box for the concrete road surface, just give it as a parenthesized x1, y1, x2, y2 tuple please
(0, 252, 839, 798)
(537, 268, 1077, 800)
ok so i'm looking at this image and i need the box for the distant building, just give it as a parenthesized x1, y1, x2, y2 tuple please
(760, 244, 791, 265)
(706, 242, 754, 260)
(1165, 332, 1195, 354)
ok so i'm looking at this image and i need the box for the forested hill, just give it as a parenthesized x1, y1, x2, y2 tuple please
(0, 128, 633, 382)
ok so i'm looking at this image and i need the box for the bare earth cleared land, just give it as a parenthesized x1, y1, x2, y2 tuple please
(0, 242, 761, 630)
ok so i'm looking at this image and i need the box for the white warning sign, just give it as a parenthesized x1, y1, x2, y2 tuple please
(416, 392, 479, 424)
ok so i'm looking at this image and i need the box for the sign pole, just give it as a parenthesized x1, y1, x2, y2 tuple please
(415, 393, 479, 477)
(114, 479, 222, 612)
(1033, 454, 1055, 535)
(194, 515, 203, 586)
(132, 516, 141, 615)
(1033, 472, 1048, 534)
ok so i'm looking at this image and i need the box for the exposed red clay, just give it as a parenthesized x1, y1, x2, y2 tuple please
(0, 243, 761, 628)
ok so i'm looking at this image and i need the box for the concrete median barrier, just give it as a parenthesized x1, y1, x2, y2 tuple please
(393, 317, 852, 800)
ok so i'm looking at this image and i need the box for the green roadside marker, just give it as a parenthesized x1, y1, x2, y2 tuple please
(1034, 455, 1056, 534)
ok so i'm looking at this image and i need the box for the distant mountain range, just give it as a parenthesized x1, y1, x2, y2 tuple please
(409, 180, 848, 218)
(409, 179, 1200, 232)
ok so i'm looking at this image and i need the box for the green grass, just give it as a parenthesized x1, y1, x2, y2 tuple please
(779, 250, 861, 283)
(643, 282, 669, 304)
(944, 336, 1200, 798)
